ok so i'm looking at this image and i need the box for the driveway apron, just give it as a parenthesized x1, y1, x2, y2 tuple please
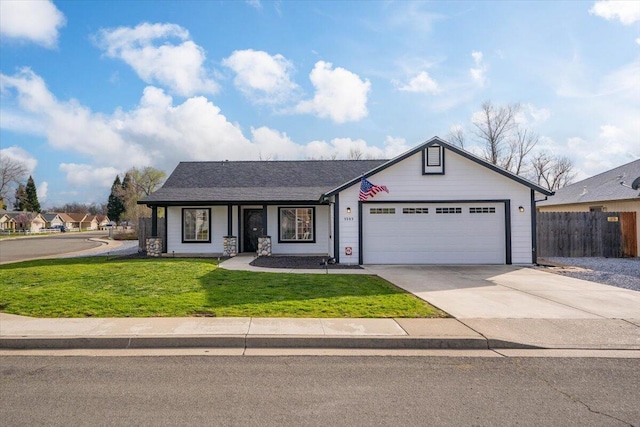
(365, 265, 640, 319)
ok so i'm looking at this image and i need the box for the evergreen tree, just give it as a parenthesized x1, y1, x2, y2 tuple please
(107, 175, 125, 222)
(13, 184, 26, 211)
(25, 175, 41, 212)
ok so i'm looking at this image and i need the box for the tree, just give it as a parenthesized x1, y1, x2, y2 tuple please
(448, 101, 574, 183)
(107, 175, 125, 222)
(470, 101, 521, 168)
(530, 151, 575, 190)
(120, 167, 166, 224)
(0, 156, 28, 208)
(128, 167, 166, 197)
(24, 175, 41, 212)
(13, 184, 26, 211)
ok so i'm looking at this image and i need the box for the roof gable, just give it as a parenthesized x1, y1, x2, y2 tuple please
(324, 136, 554, 197)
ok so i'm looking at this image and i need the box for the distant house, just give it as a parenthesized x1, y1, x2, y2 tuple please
(537, 159, 640, 255)
(0, 212, 16, 231)
(139, 137, 553, 264)
(0, 211, 46, 233)
(96, 214, 111, 228)
(59, 213, 88, 230)
(42, 213, 64, 229)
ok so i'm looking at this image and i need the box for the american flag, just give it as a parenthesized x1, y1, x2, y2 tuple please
(359, 178, 389, 201)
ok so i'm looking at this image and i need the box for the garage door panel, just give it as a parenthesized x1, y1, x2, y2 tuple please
(363, 203, 505, 264)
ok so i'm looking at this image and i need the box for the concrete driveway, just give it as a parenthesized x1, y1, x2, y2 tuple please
(366, 265, 640, 319)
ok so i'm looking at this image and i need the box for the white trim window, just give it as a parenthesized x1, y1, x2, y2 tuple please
(183, 208, 211, 243)
(279, 207, 315, 242)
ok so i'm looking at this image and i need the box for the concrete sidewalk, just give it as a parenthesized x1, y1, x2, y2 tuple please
(220, 254, 373, 274)
(2, 313, 639, 351)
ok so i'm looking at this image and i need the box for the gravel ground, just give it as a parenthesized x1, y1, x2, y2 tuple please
(539, 257, 640, 291)
(250, 256, 362, 270)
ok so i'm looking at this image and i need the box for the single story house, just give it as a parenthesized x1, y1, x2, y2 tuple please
(96, 214, 111, 228)
(0, 212, 16, 231)
(0, 211, 46, 233)
(139, 137, 553, 264)
(537, 159, 640, 256)
(42, 213, 65, 229)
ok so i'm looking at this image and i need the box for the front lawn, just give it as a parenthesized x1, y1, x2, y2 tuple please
(0, 257, 446, 318)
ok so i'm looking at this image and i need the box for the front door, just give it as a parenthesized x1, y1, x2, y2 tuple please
(243, 209, 263, 252)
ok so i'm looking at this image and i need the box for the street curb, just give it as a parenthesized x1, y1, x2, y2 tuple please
(0, 335, 539, 350)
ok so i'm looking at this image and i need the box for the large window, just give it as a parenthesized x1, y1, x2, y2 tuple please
(279, 207, 315, 243)
(182, 208, 211, 243)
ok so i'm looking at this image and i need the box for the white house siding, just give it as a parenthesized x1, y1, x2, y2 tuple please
(267, 205, 331, 255)
(166, 206, 227, 254)
(337, 148, 535, 264)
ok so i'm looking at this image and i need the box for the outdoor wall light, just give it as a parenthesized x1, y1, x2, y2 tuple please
(346, 207, 352, 214)
(518, 206, 525, 212)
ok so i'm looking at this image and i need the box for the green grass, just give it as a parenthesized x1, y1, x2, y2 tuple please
(0, 257, 446, 318)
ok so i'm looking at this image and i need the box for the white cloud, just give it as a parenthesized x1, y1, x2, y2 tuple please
(295, 61, 371, 123)
(59, 164, 121, 187)
(0, 0, 66, 48)
(251, 127, 302, 159)
(395, 71, 440, 94)
(246, 0, 262, 10)
(304, 136, 409, 160)
(589, 1, 640, 25)
(636, 38, 640, 45)
(37, 181, 48, 202)
(95, 23, 218, 96)
(470, 51, 487, 87)
(0, 146, 38, 175)
(222, 49, 298, 104)
(2, 68, 413, 197)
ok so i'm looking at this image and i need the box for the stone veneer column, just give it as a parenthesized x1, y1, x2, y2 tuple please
(257, 236, 272, 257)
(146, 238, 162, 257)
(223, 236, 238, 257)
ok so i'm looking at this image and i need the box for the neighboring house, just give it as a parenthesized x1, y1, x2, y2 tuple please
(96, 214, 111, 228)
(0, 212, 16, 231)
(84, 215, 99, 230)
(58, 213, 86, 230)
(0, 211, 46, 233)
(139, 137, 553, 265)
(42, 213, 64, 229)
(537, 159, 640, 255)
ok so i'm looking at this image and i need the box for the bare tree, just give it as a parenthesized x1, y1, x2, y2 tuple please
(471, 101, 520, 167)
(507, 128, 539, 175)
(530, 151, 575, 190)
(447, 125, 466, 149)
(0, 156, 29, 208)
(347, 147, 364, 160)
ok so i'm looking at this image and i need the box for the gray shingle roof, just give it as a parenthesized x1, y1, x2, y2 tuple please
(537, 159, 640, 206)
(141, 160, 386, 204)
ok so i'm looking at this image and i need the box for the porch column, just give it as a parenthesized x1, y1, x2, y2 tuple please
(227, 205, 233, 236)
(151, 206, 158, 237)
(262, 204, 268, 235)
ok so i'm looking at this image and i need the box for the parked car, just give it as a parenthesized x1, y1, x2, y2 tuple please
(52, 225, 67, 232)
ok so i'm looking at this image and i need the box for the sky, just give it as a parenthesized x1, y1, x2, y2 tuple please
(1, 0, 638, 209)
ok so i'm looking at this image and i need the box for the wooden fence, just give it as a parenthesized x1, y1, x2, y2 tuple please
(138, 217, 166, 253)
(537, 211, 637, 258)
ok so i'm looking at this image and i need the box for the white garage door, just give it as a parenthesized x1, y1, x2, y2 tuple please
(363, 203, 506, 264)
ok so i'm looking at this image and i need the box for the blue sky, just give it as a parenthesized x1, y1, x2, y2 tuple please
(1, 0, 638, 208)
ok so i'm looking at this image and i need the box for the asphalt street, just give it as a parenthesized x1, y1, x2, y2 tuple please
(0, 231, 108, 264)
(1, 356, 638, 426)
